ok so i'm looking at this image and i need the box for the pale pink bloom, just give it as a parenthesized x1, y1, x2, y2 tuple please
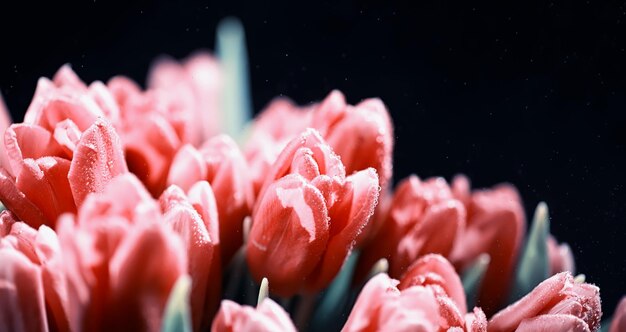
(167, 135, 254, 265)
(211, 299, 297, 332)
(343, 268, 486, 332)
(247, 129, 379, 296)
(449, 175, 525, 315)
(148, 52, 222, 146)
(547, 235, 575, 275)
(488, 272, 602, 332)
(57, 174, 188, 332)
(0, 211, 67, 332)
(0, 68, 128, 228)
(610, 297, 626, 332)
(358, 175, 465, 279)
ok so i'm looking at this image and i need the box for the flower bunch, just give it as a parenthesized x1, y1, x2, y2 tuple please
(0, 20, 623, 332)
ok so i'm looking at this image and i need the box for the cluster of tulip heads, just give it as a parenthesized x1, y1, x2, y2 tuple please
(0, 27, 624, 332)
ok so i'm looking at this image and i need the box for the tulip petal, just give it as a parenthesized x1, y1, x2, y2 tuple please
(68, 118, 128, 207)
(0, 248, 48, 332)
(167, 144, 206, 192)
(17, 157, 75, 226)
(161, 275, 193, 332)
(4, 123, 57, 177)
(0, 167, 47, 227)
(307, 168, 378, 291)
(78, 173, 160, 225)
(517, 314, 591, 332)
(161, 185, 217, 331)
(609, 297, 626, 332)
(342, 273, 401, 332)
(247, 174, 330, 296)
(399, 254, 467, 314)
(199, 135, 253, 265)
(108, 223, 187, 331)
(394, 200, 465, 277)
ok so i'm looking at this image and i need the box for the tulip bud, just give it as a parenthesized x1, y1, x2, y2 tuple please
(247, 129, 379, 296)
(488, 272, 602, 332)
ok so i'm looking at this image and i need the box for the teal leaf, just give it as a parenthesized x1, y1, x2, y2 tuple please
(216, 17, 253, 141)
(310, 252, 360, 332)
(508, 202, 550, 303)
(462, 253, 490, 309)
(161, 275, 192, 332)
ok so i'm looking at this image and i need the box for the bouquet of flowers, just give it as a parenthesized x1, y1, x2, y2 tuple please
(0, 19, 624, 332)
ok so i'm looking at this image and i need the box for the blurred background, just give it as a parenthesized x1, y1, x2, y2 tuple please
(1, 0, 624, 315)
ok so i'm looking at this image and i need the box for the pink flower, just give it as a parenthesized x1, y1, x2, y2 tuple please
(107, 53, 220, 197)
(57, 175, 188, 331)
(0, 211, 67, 332)
(610, 297, 626, 332)
(488, 272, 602, 332)
(246, 129, 379, 296)
(211, 299, 297, 332)
(358, 175, 465, 279)
(449, 175, 526, 315)
(0, 68, 128, 228)
(147, 52, 222, 146)
(61, 173, 220, 331)
(245, 90, 393, 211)
(167, 135, 254, 266)
(159, 182, 222, 330)
(547, 235, 575, 275)
(343, 258, 487, 332)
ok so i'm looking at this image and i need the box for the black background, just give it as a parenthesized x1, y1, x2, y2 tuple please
(1, 0, 625, 316)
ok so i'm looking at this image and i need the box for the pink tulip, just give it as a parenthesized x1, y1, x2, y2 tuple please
(398, 254, 468, 314)
(211, 299, 297, 332)
(488, 272, 602, 332)
(358, 175, 465, 279)
(57, 175, 188, 332)
(449, 175, 525, 315)
(0, 68, 128, 228)
(245, 90, 393, 213)
(107, 76, 184, 196)
(343, 269, 486, 332)
(148, 52, 222, 146)
(610, 297, 626, 332)
(167, 135, 254, 266)
(247, 129, 379, 296)
(0, 211, 68, 332)
(547, 235, 575, 275)
(159, 182, 222, 330)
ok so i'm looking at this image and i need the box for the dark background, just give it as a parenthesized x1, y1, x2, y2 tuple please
(1, 0, 624, 317)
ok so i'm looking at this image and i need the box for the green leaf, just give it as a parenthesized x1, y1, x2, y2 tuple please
(508, 202, 550, 303)
(161, 275, 192, 332)
(310, 252, 360, 332)
(462, 253, 490, 309)
(216, 17, 253, 141)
